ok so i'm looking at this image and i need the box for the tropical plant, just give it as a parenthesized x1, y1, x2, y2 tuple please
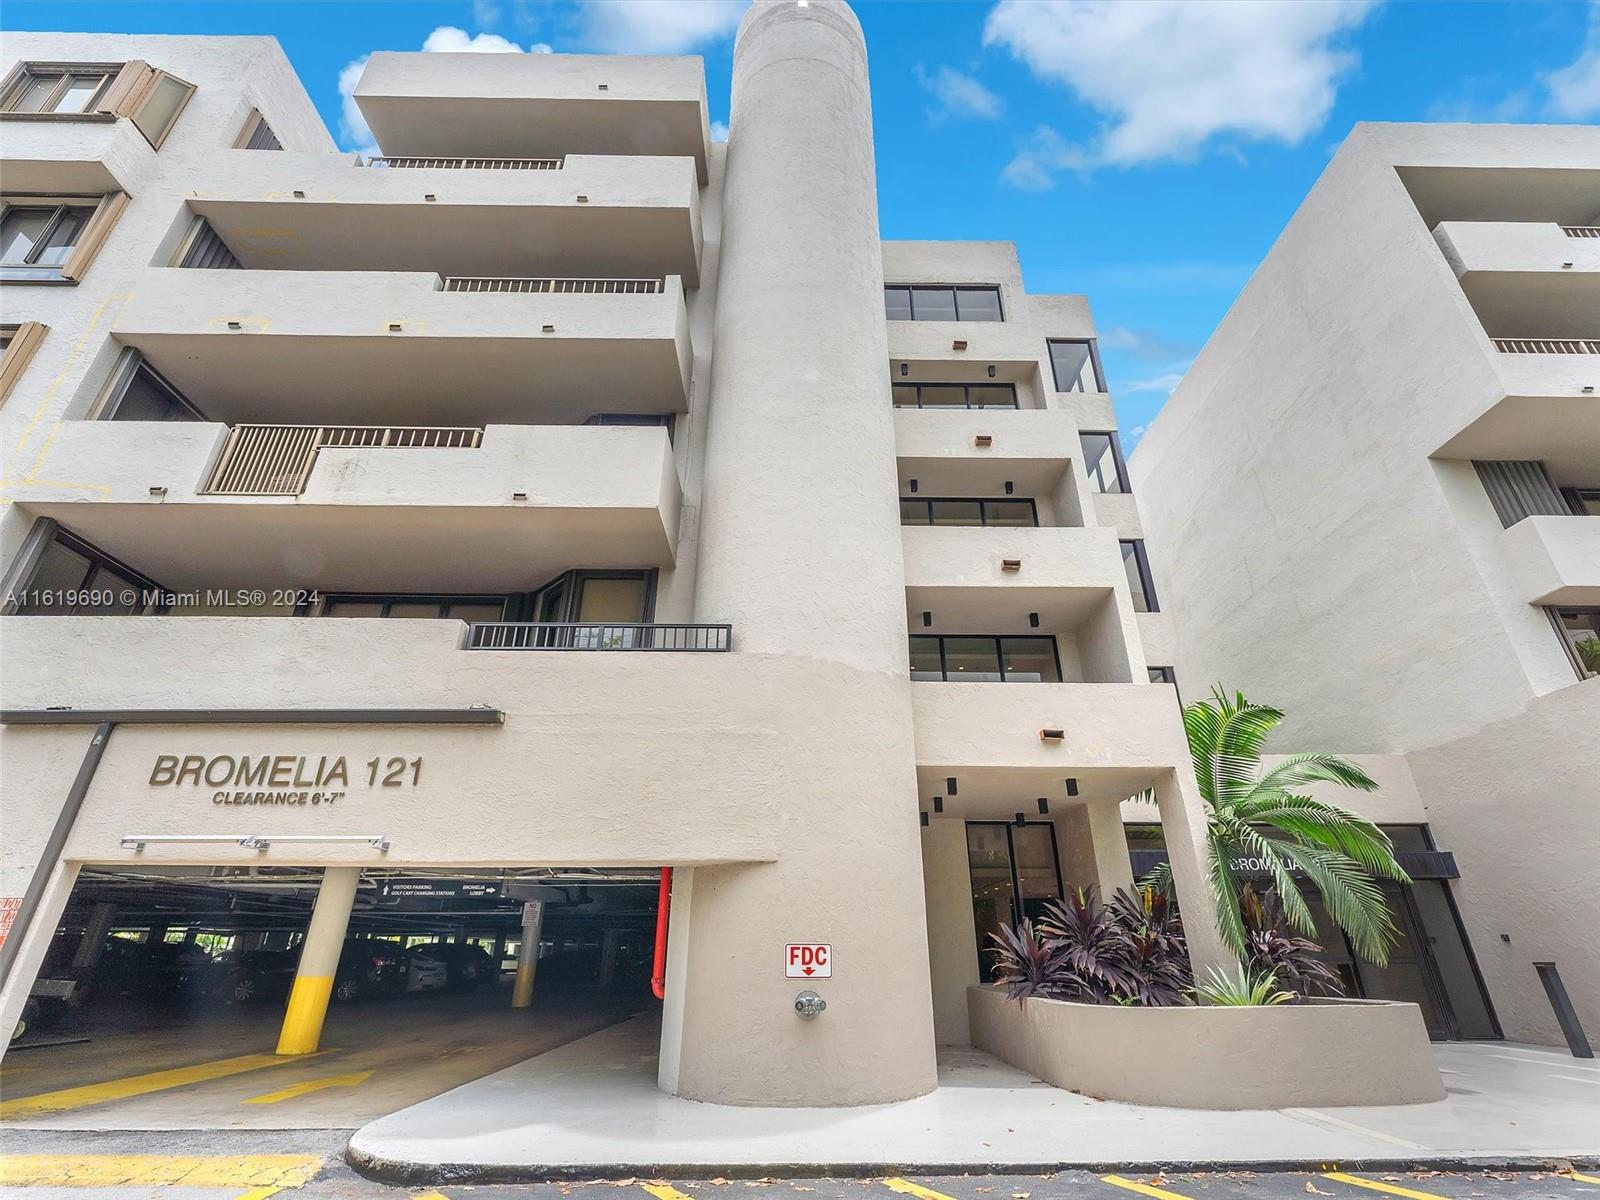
(1142, 686, 1410, 965)
(1037, 889, 1140, 1002)
(1192, 964, 1293, 1007)
(1576, 635, 1600, 676)
(1104, 887, 1191, 1006)
(1240, 885, 1344, 998)
(986, 919, 1071, 1003)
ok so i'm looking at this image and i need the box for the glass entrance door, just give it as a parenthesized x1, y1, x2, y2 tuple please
(965, 821, 1064, 981)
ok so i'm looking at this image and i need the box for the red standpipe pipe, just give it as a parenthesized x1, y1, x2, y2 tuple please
(650, 866, 672, 1000)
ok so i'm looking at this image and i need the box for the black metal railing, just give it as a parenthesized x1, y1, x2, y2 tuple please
(466, 622, 731, 651)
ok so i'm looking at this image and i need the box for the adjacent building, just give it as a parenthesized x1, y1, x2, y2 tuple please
(0, 3, 1238, 1106)
(1132, 123, 1600, 1047)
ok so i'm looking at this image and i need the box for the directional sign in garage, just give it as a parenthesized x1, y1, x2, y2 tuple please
(377, 880, 501, 901)
(785, 943, 831, 979)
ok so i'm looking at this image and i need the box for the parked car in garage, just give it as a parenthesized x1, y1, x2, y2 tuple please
(94, 938, 217, 1005)
(401, 946, 449, 994)
(407, 941, 496, 991)
(213, 948, 300, 1005)
(332, 939, 406, 1003)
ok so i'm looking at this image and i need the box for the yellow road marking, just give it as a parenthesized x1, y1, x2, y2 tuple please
(411, 1193, 452, 1200)
(1563, 1174, 1600, 1186)
(643, 1186, 698, 1200)
(1101, 1175, 1196, 1200)
(0, 1051, 313, 1119)
(233, 1189, 283, 1200)
(0, 1153, 321, 1188)
(243, 1069, 375, 1105)
(1322, 1173, 1447, 1200)
(884, 1180, 963, 1200)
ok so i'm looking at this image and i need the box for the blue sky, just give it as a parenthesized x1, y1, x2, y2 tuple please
(5, 0, 1597, 443)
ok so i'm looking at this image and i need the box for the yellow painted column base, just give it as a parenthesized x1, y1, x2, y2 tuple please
(276, 975, 334, 1056)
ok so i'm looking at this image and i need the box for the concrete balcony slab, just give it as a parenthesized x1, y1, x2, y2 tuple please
(190, 151, 701, 285)
(1435, 355, 1599, 480)
(0, 114, 150, 193)
(1500, 514, 1600, 605)
(8, 422, 680, 592)
(111, 269, 692, 424)
(894, 408, 1079, 496)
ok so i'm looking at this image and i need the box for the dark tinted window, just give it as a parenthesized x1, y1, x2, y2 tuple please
(1049, 340, 1101, 392)
(930, 500, 984, 526)
(908, 636, 943, 680)
(1080, 432, 1128, 494)
(1121, 540, 1158, 613)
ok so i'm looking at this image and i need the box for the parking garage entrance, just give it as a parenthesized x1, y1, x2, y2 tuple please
(2, 864, 660, 1128)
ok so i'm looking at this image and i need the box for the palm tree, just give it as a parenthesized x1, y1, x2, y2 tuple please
(1143, 686, 1410, 965)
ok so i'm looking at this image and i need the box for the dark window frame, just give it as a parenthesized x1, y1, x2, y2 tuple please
(527, 567, 659, 624)
(965, 818, 1066, 978)
(3, 520, 163, 615)
(0, 198, 99, 280)
(908, 634, 1063, 683)
(891, 382, 1018, 409)
(899, 497, 1039, 527)
(1047, 338, 1106, 393)
(1080, 429, 1131, 494)
(1120, 539, 1160, 613)
(1549, 606, 1600, 679)
(583, 411, 676, 444)
(1568, 487, 1600, 516)
(98, 348, 207, 421)
(884, 284, 1005, 323)
(310, 593, 514, 620)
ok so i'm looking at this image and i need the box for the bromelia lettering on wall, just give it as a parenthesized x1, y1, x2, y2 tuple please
(147, 753, 424, 805)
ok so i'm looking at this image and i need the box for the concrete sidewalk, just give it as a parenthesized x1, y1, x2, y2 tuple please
(347, 1013, 1600, 1183)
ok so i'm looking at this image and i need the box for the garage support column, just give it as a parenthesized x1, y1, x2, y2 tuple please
(511, 900, 544, 1009)
(68, 902, 117, 979)
(276, 867, 360, 1056)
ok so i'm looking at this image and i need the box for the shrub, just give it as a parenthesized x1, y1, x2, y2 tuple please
(1192, 964, 1293, 1006)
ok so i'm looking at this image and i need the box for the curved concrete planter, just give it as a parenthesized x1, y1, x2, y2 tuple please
(968, 985, 1445, 1109)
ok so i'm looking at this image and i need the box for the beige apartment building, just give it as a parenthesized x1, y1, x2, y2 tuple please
(0, 2, 1249, 1107)
(1133, 123, 1600, 1049)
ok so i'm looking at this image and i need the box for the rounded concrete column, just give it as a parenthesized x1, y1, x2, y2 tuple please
(276, 866, 360, 1056)
(675, 0, 937, 1106)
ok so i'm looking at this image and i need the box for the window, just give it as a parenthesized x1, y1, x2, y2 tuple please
(584, 412, 675, 443)
(4, 523, 158, 615)
(0, 194, 126, 283)
(890, 382, 1017, 409)
(966, 822, 1064, 979)
(0, 64, 119, 114)
(98, 351, 205, 421)
(320, 595, 511, 621)
(883, 285, 1004, 322)
(130, 72, 193, 148)
(173, 217, 241, 270)
(235, 109, 283, 150)
(1551, 608, 1600, 678)
(1148, 665, 1181, 704)
(0, 322, 47, 404)
(907, 635, 1061, 682)
(1080, 431, 1129, 494)
(899, 497, 1038, 527)
(1048, 339, 1104, 392)
(1120, 540, 1159, 612)
(1568, 488, 1600, 516)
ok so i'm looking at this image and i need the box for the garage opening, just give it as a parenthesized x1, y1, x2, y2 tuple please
(3, 864, 661, 1128)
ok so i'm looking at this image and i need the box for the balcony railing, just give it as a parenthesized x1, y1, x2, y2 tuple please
(442, 276, 666, 295)
(466, 622, 731, 651)
(1492, 338, 1600, 355)
(1560, 226, 1600, 238)
(363, 156, 564, 170)
(204, 424, 483, 496)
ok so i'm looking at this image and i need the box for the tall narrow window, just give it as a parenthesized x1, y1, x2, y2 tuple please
(1120, 540, 1159, 613)
(1079, 431, 1129, 494)
(173, 216, 241, 270)
(1048, 339, 1103, 392)
(235, 109, 283, 150)
(0, 321, 47, 404)
(1551, 608, 1600, 678)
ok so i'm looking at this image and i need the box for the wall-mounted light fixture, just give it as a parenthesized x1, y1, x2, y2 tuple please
(974, 434, 993, 448)
(598, 83, 609, 91)
(952, 339, 968, 351)
(1014, 812, 1026, 827)
(1001, 558, 1022, 572)
(148, 486, 167, 498)
(908, 478, 919, 493)
(1562, 262, 1574, 269)
(292, 189, 305, 198)
(1584, 386, 1595, 394)
(388, 323, 403, 332)
(511, 491, 528, 501)
(227, 321, 243, 330)
(1029, 612, 1040, 628)
(1004, 480, 1014, 495)
(899, 362, 909, 377)
(1037, 797, 1049, 815)
(1040, 728, 1065, 742)
(542, 324, 555, 333)
(987, 365, 997, 378)
(424, 194, 437, 202)
(946, 776, 958, 795)
(1065, 777, 1079, 797)
(921, 610, 932, 627)
(576, 195, 589, 204)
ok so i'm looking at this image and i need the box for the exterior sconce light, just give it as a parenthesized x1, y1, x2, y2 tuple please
(542, 324, 556, 333)
(974, 434, 993, 448)
(1065, 777, 1080, 796)
(292, 189, 305, 198)
(1014, 812, 1026, 827)
(946, 776, 958, 795)
(919, 811, 929, 827)
(952, 339, 968, 351)
(987, 365, 997, 378)
(1583, 386, 1595, 394)
(1029, 612, 1040, 628)
(933, 796, 944, 813)
(1040, 728, 1065, 742)
(1037, 797, 1049, 815)
(148, 486, 167, 498)
(899, 362, 909, 376)
(576, 194, 589, 203)
(424, 193, 437, 202)
(908, 478, 919, 492)
(597, 83, 609, 91)
(921, 611, 932, 627)
(1004, 480, 1014, 494)
(227, 321, 243, 330)
(1562, 262, 1573, 269)
(388, 323, 403, 332)
(1001, 558, 1022, 572)
(512, 491, 528, 501)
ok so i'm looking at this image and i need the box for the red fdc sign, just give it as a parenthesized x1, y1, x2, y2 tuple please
(785, 943, 832, 979)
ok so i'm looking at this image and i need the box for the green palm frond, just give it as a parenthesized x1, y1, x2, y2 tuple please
(1270, 840, 1400, 964)
(1254, 752, 1379, 795)
(1233, 793, 1410, 881)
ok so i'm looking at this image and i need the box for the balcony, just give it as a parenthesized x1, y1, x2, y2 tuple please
(187, 150, 701, 285)
(8, 421, 681, 592)
(1435, 343, 1599, 479)
(113, 269, 692, 424)
(1434, 221, 1600, 344)
(1500, 515, 1600, 605)
(911, 682, 1189, 811)
(353, 51, 710, 183)
(893, 408, 1079, 498)
(902, 526, 1140, 682)
(466, 622, 729, 651)
(0, 113, 149, 192)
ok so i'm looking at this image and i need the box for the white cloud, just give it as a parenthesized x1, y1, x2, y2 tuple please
(473, 0, 503, 28)
(1544, 0, 1600, 117)
(984, 0, 1376, 180)
(1099, 325, 1200, 364)
(579, 0, 748, 54)
(709, 120, 729, 142)
(916, 64, 1003, 122)
(336, 26, 552, 154)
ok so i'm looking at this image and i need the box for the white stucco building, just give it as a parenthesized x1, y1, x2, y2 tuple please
(1132, 123, 1600, 1048)
(0, 3, 1261, 1107)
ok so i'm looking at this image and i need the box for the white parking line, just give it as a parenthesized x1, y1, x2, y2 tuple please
(1281, 1107, 1429, 1150)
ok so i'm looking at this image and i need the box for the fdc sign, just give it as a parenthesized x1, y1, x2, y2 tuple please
(785, 943, 831, 979)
